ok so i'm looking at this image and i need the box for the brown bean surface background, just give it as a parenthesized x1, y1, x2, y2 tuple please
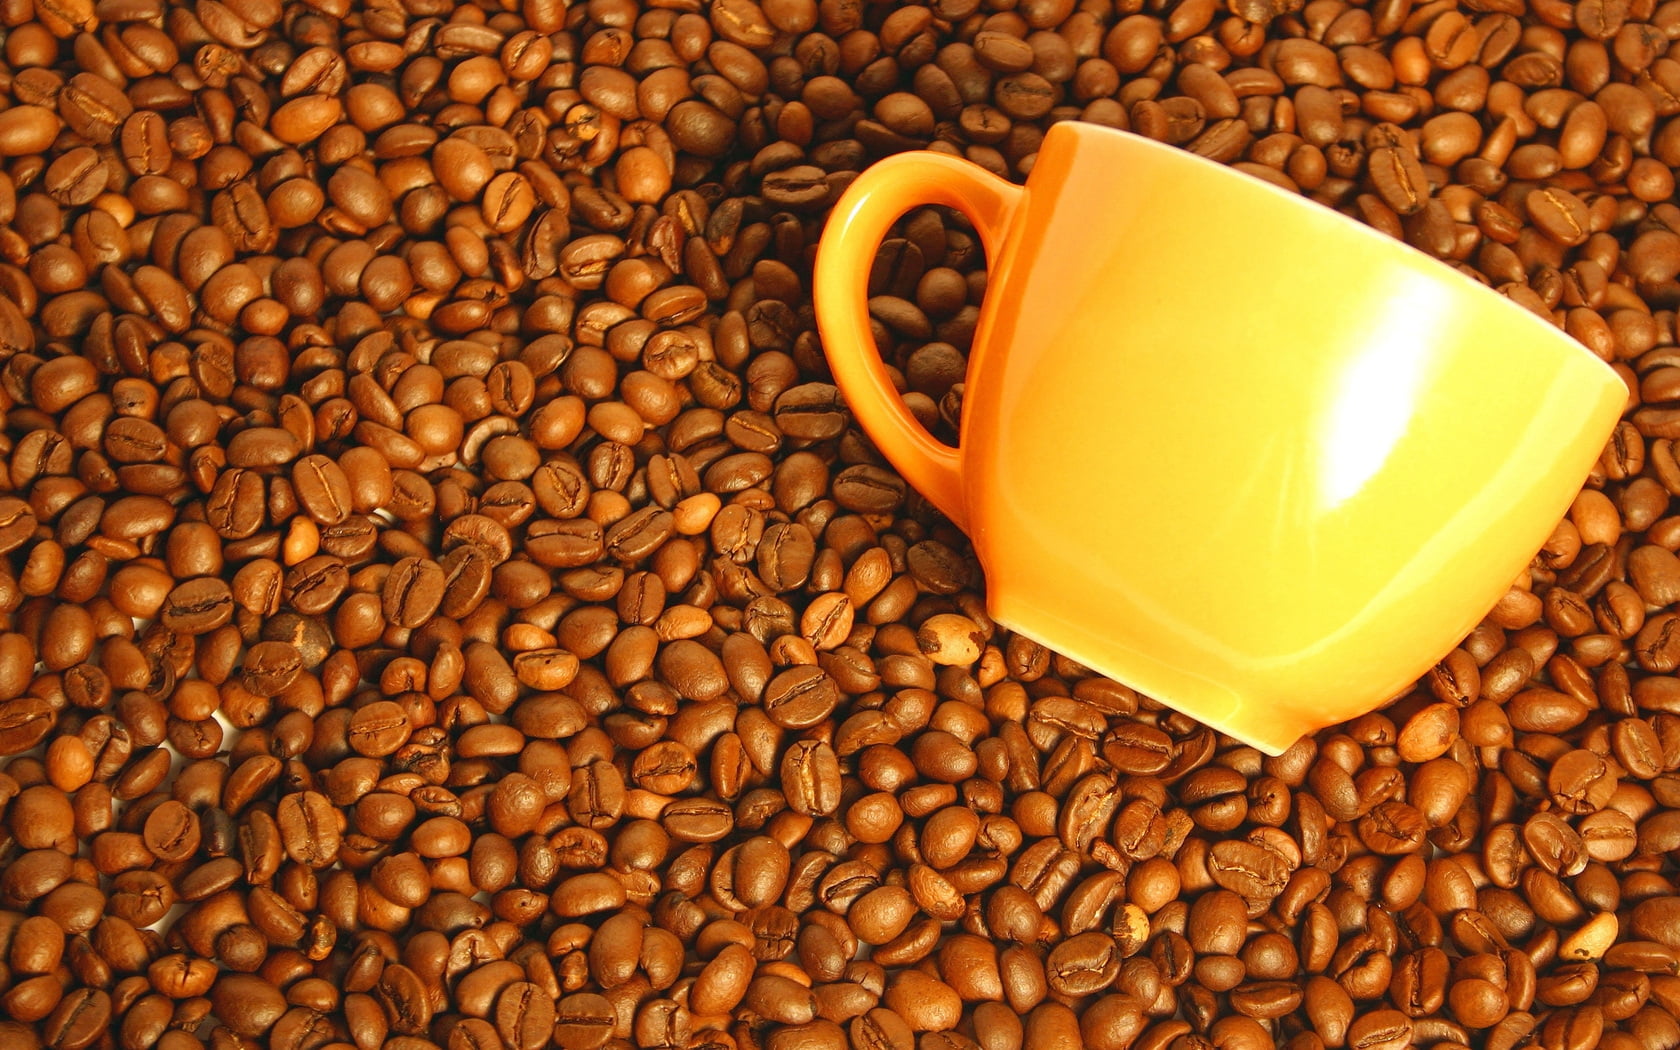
(0, 0, 1671, 1049)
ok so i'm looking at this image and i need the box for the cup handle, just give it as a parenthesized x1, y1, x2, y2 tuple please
(814, 152, 1024, 532)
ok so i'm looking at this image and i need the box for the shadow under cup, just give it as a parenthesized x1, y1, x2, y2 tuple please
(816, 122, 1628, 755)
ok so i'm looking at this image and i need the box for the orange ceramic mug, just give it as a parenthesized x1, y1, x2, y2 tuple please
(813, 121, 1627, 755)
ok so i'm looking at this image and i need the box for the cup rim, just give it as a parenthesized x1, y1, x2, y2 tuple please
(1041, 120, 1620, 385)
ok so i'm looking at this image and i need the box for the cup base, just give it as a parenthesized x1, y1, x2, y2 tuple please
(987, 595, 1310, 757)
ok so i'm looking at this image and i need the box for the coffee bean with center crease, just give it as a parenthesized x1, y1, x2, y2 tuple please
(762, 166, 833, 209)
(774, 384, 849, 440)
(292, 454, 353, 524)
(347, 700, 411, 757)
(383, 556, 447, 628)
(377, 964, 433, 1035)
(241, 640, 302, 696)
(496, 981, 556, 1050)
(1101, 724, 1173, 774)
(554, 993, 615, 1050)
(1046, 931, 1123, 996)
(276, 791, 340, 868)
(206, 468, 266, 539)
(1348, 1010, 1414, 1050)
(1527, 187, 1592, 246)
(141, 800, 200, 862)
(763, 665, 841, 728)
(41, 988, 109, 1050)
(1368, 145, 1430, 215)
(0, 499, 38, 554)
(782, 739, 843, 815)
(59, 73, 130, 143)
(1207, 839, 1291, 898)
(439, 544, 495, 617)
(832, 465, 908, 512)
(286, 555, 350, 615)
(0, 697, 55, 755)
(160, 578, 234, 634)
(43, 148, 104, 206)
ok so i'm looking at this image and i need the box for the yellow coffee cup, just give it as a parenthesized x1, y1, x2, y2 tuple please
(814, 121, 1626, 755)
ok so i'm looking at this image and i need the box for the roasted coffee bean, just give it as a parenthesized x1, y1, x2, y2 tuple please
(1368, 145, 1429, 215)
(554, 993, 615, 1050)
(347, 701, 411, 757)
(293, 455, 353, 525)
(496, 982, 556, 1050)
(1207, 840, 1290, 898)
(160, 578, 235, 634)
(0, 697, 55, 755)
(782, 739, 843, 816)
(141, 801, 200, 862)
(1046, 932, 1123, 996)
(212, 975, 286, 1038)
(383, 557, 447, 628)
(276, 791, 340, 868)
(764, 665, 841, 728)
(1528, 188, 1592, 246)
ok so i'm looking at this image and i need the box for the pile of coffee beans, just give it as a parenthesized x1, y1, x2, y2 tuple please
(0, 0, 1674, 1047)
